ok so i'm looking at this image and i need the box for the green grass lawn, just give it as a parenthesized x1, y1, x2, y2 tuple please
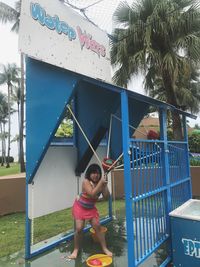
(0, 200, 125, 258)
(0, 163, 20, 176)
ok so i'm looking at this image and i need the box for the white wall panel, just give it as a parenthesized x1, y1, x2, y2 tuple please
(28, 145, 109, 218)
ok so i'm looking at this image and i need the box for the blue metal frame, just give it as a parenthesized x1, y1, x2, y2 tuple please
(159, 108, 172, 264)
(27, 216, 112, 259)
(130, 138, 169, 266)
(159, 109, 172, 233)
(26, 58, 79, 183)
(121, 90, 135, 267)
(25, 58, 79, 259)
(25, 57, 194, 263)
(119, 106, 192, 267)
(25, 181, 31, 259)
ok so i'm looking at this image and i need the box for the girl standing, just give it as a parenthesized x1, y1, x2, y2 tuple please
(69, 163, 112, 259)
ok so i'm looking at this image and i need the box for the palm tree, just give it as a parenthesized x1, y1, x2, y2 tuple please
(12, 134, 19, 163)
(0, 1, 20, 32)
(145, 65, 200, 113)
(12, 81, 24, 163)
(111, 0, 200, 139)
(11, 82, 20, 124)
(0, 0, 25, 171)
(0, 63, 20, 167)
(0, 91, 8, 166)
(175, 66, 200, 114)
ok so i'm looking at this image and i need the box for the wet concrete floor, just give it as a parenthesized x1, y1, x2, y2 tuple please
(0, 208, 169, 267)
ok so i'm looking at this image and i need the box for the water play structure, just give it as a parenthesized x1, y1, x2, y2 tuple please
(19, 0, 196, 266)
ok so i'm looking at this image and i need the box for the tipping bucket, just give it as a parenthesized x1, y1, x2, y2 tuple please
(102, 158, 115, 173)
(89, 226, 107, 243)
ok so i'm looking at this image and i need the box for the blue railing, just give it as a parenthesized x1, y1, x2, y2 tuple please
(128, 139, 190, 266)
(168, 141, 191, 211)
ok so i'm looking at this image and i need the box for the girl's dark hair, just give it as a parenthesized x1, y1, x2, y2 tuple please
(85, 164, 102, 180)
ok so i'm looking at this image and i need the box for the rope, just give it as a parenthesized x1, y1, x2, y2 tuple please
(67, 104, 102, 166)
(77, 175, 80, 195)
(107, 152, 123, 172)
(111, 171, 117, 219)
(115, 150, 161, 169)
(106, 115, 112, 158)
(111, 114, 161, 150)
(111, 114, 147, 137)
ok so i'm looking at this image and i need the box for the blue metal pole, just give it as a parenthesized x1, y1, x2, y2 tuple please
(25, 180, 31, 259)
(159, 108, 172, 264)
(159, 108, 172, 215)
(182, 115, 192, 198)
(121, 90, 135, 267)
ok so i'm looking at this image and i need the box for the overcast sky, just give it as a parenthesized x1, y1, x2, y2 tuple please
(0, 0, 199, 160)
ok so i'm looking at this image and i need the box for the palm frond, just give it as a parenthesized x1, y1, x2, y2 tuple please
(112, 1, 132, 26)
(0, 2, 19, 23)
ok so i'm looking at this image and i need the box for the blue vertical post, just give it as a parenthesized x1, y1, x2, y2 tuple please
(159, 108, 171, 227)
(25, 180, 31, 259)
(159, 108, 172, 264)
(121, 90, 135, 267)
(182, 115, 192, 198)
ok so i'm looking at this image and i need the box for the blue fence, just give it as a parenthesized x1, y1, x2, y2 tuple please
(128, 139, 191, 266)
(168, 141, 191, 211)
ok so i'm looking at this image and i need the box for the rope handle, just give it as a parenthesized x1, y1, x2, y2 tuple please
(67, 104, 102, 166)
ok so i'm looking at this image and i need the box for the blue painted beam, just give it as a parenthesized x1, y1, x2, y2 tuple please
(82, 76, 196, 119)
(121, 90, 135, 267)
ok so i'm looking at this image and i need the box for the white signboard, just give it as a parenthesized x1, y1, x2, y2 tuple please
(19, 0, 111, 83)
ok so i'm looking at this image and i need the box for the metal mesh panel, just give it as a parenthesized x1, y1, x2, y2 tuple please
(171, 182, 191, 211)
(133, 192, 167, 264)
(131, 140, 164, 197)
(168, 141, 191, 210)
(168, 142, 188, 183)
(130, 140, 168, 266)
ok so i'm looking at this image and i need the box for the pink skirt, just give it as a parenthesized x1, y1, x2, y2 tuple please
(72, 199, 99, 223)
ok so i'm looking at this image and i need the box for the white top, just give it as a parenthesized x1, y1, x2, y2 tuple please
(169, 199, 200, 222)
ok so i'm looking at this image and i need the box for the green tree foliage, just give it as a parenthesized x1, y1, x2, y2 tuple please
(190, 158, 200, 166)
(0, 91, 8, 166)
(188, 132, 200, 153)
(0, 63, 20, 167)
(111, 0, 200, 140)
(55, 119, 73, 138)
(194, 123, 200, 130)
(0, 0, 25, 172)
(167, 129, 174, 141)
(146, 66, 200, 114)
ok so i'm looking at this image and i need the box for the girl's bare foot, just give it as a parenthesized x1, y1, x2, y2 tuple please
(103, 248, 112, 257)
(68, 249, 78, 259)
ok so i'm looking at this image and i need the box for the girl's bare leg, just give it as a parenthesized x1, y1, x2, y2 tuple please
(90, 218, 112, 257)
(68, 219, 85, 259)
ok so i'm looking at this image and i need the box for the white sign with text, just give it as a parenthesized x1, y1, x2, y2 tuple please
(19, 0, 111, 82)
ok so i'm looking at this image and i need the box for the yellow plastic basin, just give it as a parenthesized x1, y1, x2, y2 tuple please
(86, 254, 112, 267)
